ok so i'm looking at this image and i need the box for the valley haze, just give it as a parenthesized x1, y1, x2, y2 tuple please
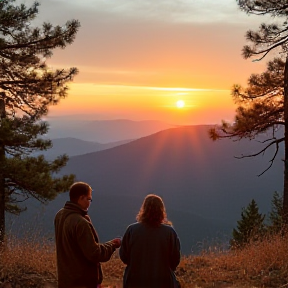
(8, 119, 284, 255)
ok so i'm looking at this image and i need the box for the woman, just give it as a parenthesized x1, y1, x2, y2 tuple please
(119, 194, 181, 288)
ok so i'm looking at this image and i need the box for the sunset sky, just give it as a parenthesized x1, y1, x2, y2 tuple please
(29, 0, 274, 125)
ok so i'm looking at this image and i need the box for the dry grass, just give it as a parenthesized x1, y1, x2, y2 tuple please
(174, 233, 288, 288)
(0, 235, 57, 288)
(1, 233, 288, 288)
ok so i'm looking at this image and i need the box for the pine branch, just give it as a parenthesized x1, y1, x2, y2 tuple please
(235, 137, 284, 176)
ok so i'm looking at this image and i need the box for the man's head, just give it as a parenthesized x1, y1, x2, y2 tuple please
(69, 182, 93, 210)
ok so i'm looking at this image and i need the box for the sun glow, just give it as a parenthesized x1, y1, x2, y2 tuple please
(49, 83, 235, 125)
(176, 100, 185, 108)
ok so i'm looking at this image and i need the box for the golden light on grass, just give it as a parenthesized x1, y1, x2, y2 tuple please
(0, 235, 57, 287)
(3, 225, 288, 287)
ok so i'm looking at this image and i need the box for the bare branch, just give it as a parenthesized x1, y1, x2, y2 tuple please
(235, 137, 284, 176)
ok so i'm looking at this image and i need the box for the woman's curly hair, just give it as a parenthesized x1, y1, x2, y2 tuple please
(136, 194, 172, 226)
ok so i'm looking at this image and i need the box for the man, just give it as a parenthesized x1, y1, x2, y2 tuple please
(54, 181, 121, 288)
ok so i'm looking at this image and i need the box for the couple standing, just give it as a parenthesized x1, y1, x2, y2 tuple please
(54, 182, 181, 288)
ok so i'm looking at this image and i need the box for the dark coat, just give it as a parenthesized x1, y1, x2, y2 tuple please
(54, 201, 116, 288)
(119, 222, 181, 288)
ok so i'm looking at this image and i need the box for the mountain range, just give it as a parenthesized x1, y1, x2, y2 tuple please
(8, 124, 284, 255)
(46, 118, 176, 143)
(35, 138, 132, 160)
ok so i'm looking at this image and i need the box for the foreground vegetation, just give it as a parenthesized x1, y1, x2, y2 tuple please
(1, 233, 288, 288)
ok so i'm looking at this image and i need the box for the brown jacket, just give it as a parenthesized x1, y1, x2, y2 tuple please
(54, 201, 116, 288)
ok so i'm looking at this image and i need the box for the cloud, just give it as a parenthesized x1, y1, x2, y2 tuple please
(23, 0, 268, 25)
(18, 0, 270, 90)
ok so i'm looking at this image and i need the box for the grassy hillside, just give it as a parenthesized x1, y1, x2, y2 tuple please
(1, 233, 288, 288)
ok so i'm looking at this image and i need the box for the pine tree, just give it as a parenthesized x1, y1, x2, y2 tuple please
(0, 0, 80, 241)
(210, 1, 288, 222)
(267, 191, 284, 234)
(231, 199, 265, 248)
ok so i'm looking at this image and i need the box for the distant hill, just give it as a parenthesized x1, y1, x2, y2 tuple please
(9, 125, 284, 255)
(35, 138, 132, 160)
(46, 118, 176, 143)
(61, 125, 283, 216)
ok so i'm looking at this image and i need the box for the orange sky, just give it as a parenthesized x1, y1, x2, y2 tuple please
(33, 0, 273, 125)
(49, 84, 235, 125)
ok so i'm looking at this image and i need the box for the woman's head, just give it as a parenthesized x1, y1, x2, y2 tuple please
(136, 194, 171, 226)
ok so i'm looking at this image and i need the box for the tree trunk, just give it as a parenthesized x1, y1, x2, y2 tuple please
(0, 144, 4, 243)
(0, 98, 5, 243)
(283, 56, 288, 225)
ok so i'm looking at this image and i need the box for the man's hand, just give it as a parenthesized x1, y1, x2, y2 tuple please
(111, 237, 121, 248)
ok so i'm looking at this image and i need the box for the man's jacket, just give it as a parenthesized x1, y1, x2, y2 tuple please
(54, 201, 116, 288)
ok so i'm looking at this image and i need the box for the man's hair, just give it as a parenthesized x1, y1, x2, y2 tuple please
(136, 194, 171, 226)
(69, 182, 92, 202)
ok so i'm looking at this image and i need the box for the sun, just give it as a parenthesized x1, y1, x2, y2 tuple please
(176, 100, 185, 108)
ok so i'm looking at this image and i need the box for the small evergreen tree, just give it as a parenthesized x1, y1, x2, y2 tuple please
(267, 191, 284, 234)
(231, 199, 265, 248)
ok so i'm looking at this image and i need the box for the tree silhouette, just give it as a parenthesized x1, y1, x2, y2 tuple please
(0, 0, 80, 241)
(210, 0, 288, 222)
(231, 199, 265, 248)
(267, 191, 284, 234)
